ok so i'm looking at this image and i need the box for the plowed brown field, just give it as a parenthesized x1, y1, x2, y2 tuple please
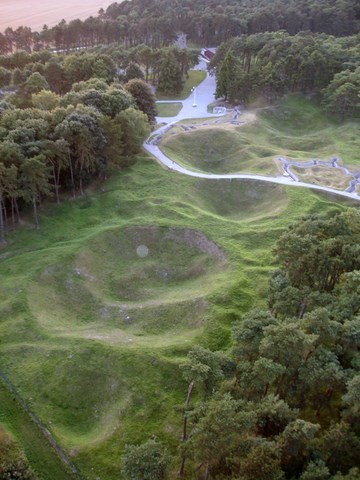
(0, 0, 115, 32)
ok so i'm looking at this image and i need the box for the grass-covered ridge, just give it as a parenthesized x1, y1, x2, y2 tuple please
(159, 96, 360, 182)
(0, 151, 358, 479)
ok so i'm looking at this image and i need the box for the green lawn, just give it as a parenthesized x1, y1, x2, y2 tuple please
(156, 102, 183, 117)
(0, 97, 358, 479)
(156, 70, 206, 100)
(159, 96, 360, 179)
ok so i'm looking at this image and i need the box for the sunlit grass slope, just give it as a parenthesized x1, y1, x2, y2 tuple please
(0, 152, 358, 479)
(160, 96, 360, 177)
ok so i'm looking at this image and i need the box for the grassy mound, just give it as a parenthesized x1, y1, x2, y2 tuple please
(160, 96, 360, 178)
(161, 122, 278, 175)
(0, 151, 357, 479)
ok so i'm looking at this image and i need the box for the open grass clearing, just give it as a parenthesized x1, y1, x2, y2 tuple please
(156, 102, 183, 117)
(156, 70, 206, 100)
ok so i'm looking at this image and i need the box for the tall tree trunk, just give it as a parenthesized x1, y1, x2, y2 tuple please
(15, 198, 20, 223)
(53, 164, 60, 204)
(3, 202, 8, 235)
(261, 382, 269, 400)
(299, 298, 307, 319)
(275, 373, 286, 396)
(79, 176, 84, 196)
(33, 196, 39, 230)
(0, 197, 5, 243)
(204, 464, 210, 480)
(56, 164, 62, 203)
(11, 197, 15, 230)
(178, 381, 195, 477)
(79, 158, 85, 196)
(68, 155, 76, 198)
(178, 448, 187, 478)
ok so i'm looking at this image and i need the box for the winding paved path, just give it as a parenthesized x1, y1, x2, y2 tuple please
(144, 70, 360, 202)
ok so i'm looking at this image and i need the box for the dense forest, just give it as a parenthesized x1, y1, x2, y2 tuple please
(0, 0, 359, 53)
(210, 32, 360, 117)
(0, 76, 151, 238)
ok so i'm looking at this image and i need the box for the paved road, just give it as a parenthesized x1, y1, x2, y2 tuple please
(155, 72, 222, 123)
(145, 69, 360, 202)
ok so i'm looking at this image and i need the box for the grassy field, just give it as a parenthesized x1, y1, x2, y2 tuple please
(160, 96, 360, 181)
(156, 102, 183, 117)
(156, 70, 206, 100)
(0, 95, 359, 479)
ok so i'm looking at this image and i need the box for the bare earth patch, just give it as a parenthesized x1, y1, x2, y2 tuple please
(0, 0, 115, 32)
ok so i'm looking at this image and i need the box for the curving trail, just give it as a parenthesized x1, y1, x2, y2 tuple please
(144, 71, 360, 202)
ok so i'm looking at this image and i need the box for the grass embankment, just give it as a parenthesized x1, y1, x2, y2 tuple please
(0, 380, 75, 479)
(160, 96, 360, 186)
(0, 120, 358, 478)
(156, 69, 206, 100)
(156, 102, 183, 117)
